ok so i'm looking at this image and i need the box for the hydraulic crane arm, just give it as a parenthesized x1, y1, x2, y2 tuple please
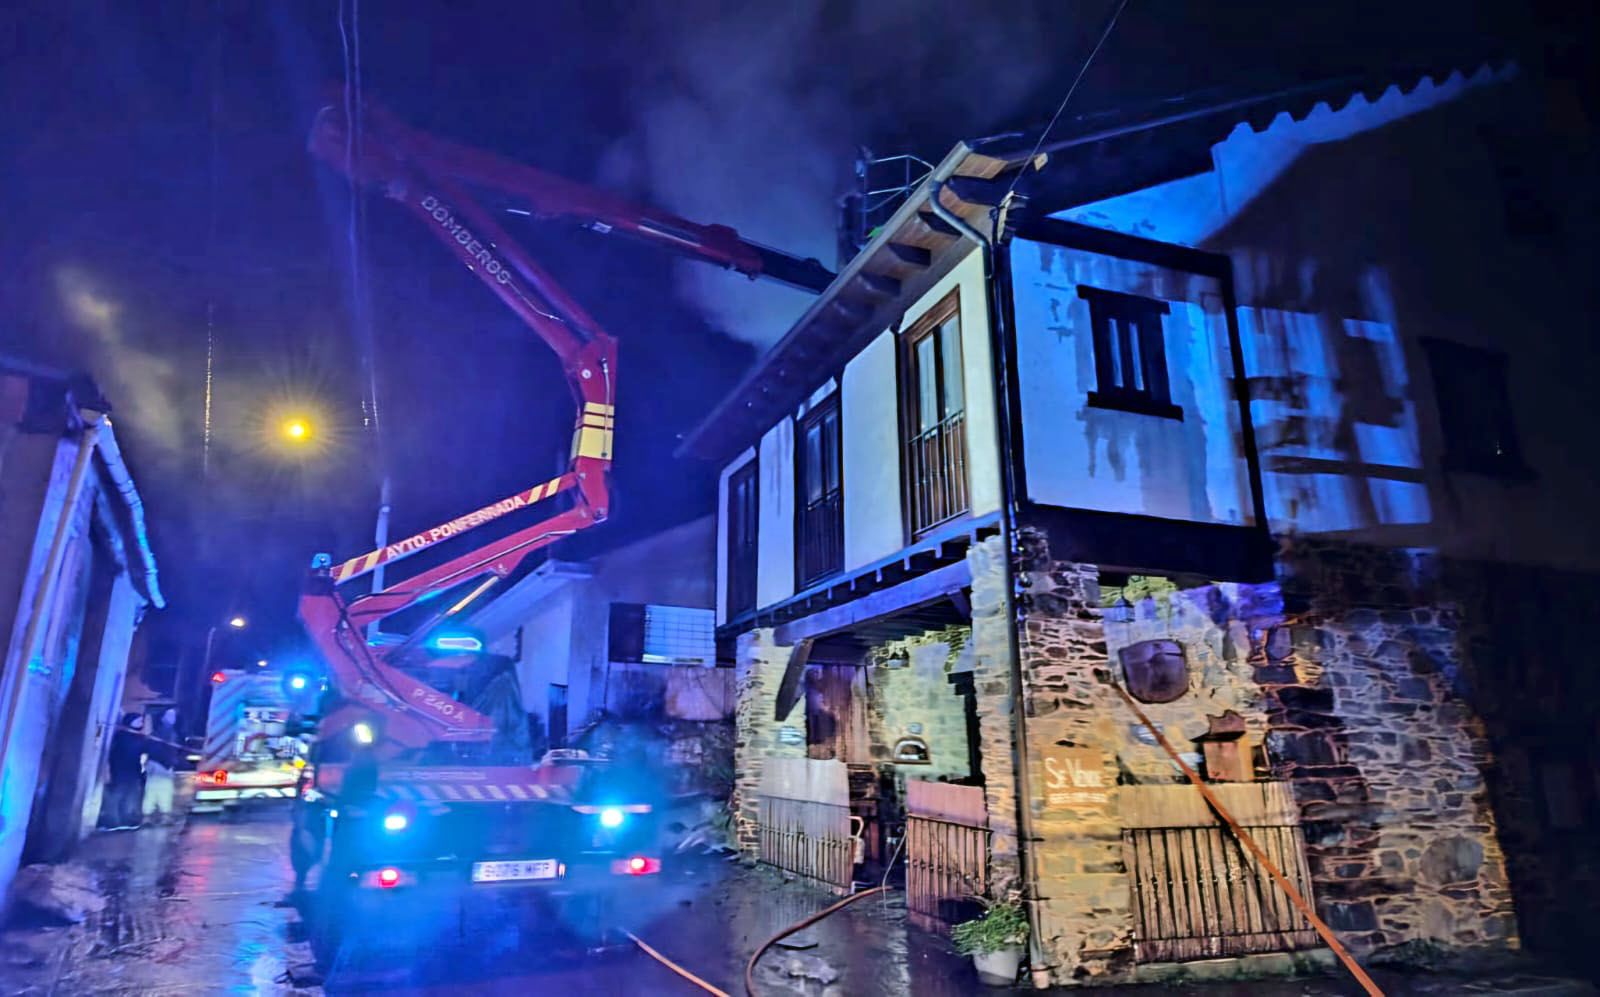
(299, 94, 829, 751)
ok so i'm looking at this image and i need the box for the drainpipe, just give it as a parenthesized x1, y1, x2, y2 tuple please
(0, 412, 104, 812)
(927, 181, 1050, 988)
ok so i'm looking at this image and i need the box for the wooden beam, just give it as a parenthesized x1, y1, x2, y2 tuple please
(774, 560, 971, 647)
(917, 208, 959, 237)
(943, 174, 1011, 207)
(948, 589, 972, 619)
(886, 242, 932, 268)
(857, 271, 901, 299)
(773, 637, 813, 721)
(828, 298, 870, 324)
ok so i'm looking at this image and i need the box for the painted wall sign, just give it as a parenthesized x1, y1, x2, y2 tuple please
(1040, 745, 1110, 810)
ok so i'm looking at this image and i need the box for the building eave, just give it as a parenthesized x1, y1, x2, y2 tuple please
(92, 415, 164, 608)
(676, 141, 1008, 463)
(677, 59, 1516, 466)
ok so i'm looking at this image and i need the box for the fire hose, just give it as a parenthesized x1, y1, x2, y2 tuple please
(1108, 682, 1385, 997)
(624, 885, 890, 997)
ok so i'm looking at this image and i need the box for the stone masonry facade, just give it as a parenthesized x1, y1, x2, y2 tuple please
(729, 532, 1532, 986)
(730, 627, 805, 852)
(996, 528, 1518, 985)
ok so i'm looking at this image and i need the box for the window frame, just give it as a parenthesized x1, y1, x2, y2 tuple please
(793, 392, 844, 588)
(1078, 285, 1184, 421)
(725, 458, 760, 618)
(899, 290, 971, 538)
(1420, 337, 1534, 480)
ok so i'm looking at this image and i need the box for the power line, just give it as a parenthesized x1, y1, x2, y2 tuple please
(1004, 0, 1132, 202)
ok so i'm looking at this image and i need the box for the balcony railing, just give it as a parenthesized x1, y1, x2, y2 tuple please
(907, 411, 969, 535)
(797, 490, 843, 587)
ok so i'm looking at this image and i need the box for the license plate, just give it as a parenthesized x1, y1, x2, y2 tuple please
(471, 859, 559, 883)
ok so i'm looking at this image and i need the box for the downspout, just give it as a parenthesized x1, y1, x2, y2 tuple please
(0, 413, 103, 811)
(927, 181, 1050, 988)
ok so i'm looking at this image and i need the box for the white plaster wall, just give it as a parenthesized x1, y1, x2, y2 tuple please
(514, 586, 574, 718)
(77, 573, 140, 836)
(715, 448, 755, 626)
(1009, 238, 1255, 525)
(0, 437, 87, 911)
(756, 418, 795, 608)
(841, 330, 903, 570)
(898, 248, 1002, 518)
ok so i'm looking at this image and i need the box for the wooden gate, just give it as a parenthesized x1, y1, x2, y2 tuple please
(1122, 782, 1320, 963)
(757, 758, 854, 893)
(905, 780, 989, 932)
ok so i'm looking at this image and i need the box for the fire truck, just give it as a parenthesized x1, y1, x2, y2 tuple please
(290, 92, 828, 963)
(192, 669, 312, 811)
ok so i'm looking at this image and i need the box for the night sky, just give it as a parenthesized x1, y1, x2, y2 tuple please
(0, 1, 1580, 669)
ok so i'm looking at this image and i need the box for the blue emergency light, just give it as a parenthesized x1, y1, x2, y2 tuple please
(428, 632, 484, 653)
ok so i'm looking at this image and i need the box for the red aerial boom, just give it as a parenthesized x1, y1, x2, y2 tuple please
(299, 94, 829, 754)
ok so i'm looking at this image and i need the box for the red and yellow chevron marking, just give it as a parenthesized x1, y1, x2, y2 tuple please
(570, 401, 615, 461)
(331, 472, 575, 584)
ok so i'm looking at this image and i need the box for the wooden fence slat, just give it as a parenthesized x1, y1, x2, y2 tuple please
(1125, 818, 1321, 964)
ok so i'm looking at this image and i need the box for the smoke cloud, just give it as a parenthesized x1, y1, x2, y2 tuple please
(54, 266, 189, 463)
(600, 1, 1073, 348)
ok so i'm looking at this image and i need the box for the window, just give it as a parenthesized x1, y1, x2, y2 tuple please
(1421, 338, 1531, 478)
(726, 460, 759, 617)
(902, 292, 969, 535)
(1078, 285, 1182, 420)
(609, 603, 715, 665)
(795, 396, 843, 586)
(547, 684, 568, 748)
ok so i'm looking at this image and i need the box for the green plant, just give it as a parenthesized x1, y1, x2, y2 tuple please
(950, 896, 1029, 955)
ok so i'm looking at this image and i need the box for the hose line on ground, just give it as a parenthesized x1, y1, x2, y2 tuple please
(743, 885, 889, 996)
(624, 929, 731, 997)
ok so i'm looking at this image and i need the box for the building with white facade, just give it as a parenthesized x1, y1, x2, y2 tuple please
(680, 62, 1598, 984)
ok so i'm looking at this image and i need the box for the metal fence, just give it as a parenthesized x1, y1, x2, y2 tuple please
(796, 490, 843, 587)
(906, 412, 968, 535)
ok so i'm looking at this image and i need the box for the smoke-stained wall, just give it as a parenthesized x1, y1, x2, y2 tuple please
(1055, 70, 1600, 571)
(1008, 238, 1256, 526)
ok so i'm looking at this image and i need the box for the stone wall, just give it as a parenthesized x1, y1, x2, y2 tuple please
(730, 627, 805, 852)
(1003, 528, 1517, 985)
(966, 535, 1025, 891)
(865, 626, 973, 785)
(1447, 562, 1600, 975)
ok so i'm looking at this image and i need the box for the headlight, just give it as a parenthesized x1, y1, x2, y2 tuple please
(383, 812, 409, 832)
(599, 807, 625, 828)
(352, 722, 375, 745)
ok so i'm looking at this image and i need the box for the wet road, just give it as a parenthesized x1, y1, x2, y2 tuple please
(5, 808, 1593, 995)
(1, 806, 977, 995)
(315, 832, 977, 995)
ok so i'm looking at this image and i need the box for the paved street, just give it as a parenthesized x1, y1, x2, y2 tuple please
(2, 808, 1594, 996)
(0, 807, 978, 996)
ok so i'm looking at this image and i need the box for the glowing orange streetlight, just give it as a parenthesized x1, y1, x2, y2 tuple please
(281, 417, 313, 443)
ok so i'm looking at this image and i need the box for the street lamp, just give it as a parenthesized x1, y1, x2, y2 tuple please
(189, 615, 247, 737)
(203, 617, 247, 681)
(281, 416, 313, 443)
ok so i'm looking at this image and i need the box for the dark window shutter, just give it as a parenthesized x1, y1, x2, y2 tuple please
(608, 602, 646, 663)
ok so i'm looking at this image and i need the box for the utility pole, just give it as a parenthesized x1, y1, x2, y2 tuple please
(368, 474, 392, 641)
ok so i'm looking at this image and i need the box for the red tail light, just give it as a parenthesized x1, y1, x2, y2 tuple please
(207, 769, 228, 785)
(210, 671, 227, 683)
(377, 867, 401, 888)
(612, 856, 660, 876)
